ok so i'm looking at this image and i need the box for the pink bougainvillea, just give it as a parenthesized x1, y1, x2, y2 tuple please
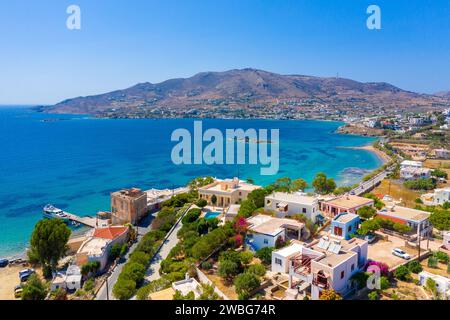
(233, 234, 243, 248)
(234, 217, 248, 234)
(365, 260, 389, 276)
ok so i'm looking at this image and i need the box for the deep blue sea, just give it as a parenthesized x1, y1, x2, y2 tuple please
(0, 107, 381, 257)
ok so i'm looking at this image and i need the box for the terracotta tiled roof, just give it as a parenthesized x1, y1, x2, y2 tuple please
(93, 226, 128, 240)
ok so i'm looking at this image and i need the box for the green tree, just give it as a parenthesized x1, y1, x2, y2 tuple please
(357, 206, 377, 220)
(129, 251, 150, 266)
(394, 265, 411, 281)
(211, 195, 217, 208)
(290, 178, 308, 193)
(246, 264, 266, 277)
(239, 251, 254, 266)
(238, 199, 257, 218)
(403, 178, 436, 191)
(196, 199, 208, 208)
(173, 290, 195, 300)
(407, 260, 423, 274)
(256, 247, 274, 265)
(358, 218, 381, 236)
(218, 259, 240, 281)
(247, 189, 269, 208)
(364, 193, 385, 210)
(234, 272, 261, 299)
(110, 243, 125, 260)
(431, 169, 448, 179)
(21, 274, 47, 300)
(121, 262, 146, 283)
(197, 283, 220, 300)
(312, 173, 336, 195)
(113, 278, 136, 300)
(28, 219, 71, 277)
(430, 210, 450, 231)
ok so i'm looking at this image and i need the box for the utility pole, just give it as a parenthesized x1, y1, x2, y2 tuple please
(417, 223, 422, 262)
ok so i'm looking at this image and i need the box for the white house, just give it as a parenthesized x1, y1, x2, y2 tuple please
(421, 188, 450, 206)
(400, 167, 432, 180)
(264, 192, 320, 222)
(50, 265, 82, 292)
(419, 271, 450, 298)
(435, 148, 450, 159)
(246, 215, 305, 251)
(271, 236, 368, 300)
(400, 160, 423, 169)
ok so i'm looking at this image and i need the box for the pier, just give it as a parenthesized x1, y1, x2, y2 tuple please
(64, 212, 98, 228)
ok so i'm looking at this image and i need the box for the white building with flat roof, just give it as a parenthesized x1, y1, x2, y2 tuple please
(246, 215, 305, 251)
(264, 192, 320, 222)
(421, 188, 450, 206)
(400, 160, 423, 169)
(271, 236, 368, 300)
(419, 271, 450, 298)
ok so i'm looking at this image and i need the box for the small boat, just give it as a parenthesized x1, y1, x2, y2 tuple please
(43, 205, 69, 222)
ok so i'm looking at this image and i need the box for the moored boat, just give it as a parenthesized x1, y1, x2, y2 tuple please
(43, 204, 69, 222)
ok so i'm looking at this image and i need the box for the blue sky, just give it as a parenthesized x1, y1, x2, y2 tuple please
(1, 0, 450, 105)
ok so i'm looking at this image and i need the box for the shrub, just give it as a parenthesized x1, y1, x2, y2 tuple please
(21, 274, 47, 300)
(430, 210, 450, 231)
(407, 260, 423, 274)
(238, 200, 257, 218)
(113, 278, 136, 300)
(196, 199, 208, 208)
(403, 178, 435, 191)
(129, 251, 150, 266)
(428, 257, 438, 268)
(201, 261, 213, 270)
(433, 251, 449, 264)
(350, 272, 370, 290)
(239, 251, 254, 265)
(83, 278, 95, 292)
(380, 276, 390, 290)
(246, 264, 266, 277)
(319, 289, 342, 300)
(234, 272, 261, 299)
(368, 291, 379, 300)
(121, 262, 146, 283)
(394, 265, 411, 281)
(256, 247, 274, 265)
(182, 208, 202, 224)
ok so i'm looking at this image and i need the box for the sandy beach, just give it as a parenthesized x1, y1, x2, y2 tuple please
(351, 145, 391, 164)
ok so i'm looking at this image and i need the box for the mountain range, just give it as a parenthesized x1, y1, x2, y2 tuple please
(38, 69, 450, 117)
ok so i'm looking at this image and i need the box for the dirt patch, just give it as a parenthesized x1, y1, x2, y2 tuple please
(382, 277, 430, 300)
(373, 179, 422, 208)
(205, 273, 238, 300)
(0, 264, 43, 300)
(421, 259, 450, 277)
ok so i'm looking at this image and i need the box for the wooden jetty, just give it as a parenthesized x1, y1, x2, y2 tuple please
(64, 212, 98, 228)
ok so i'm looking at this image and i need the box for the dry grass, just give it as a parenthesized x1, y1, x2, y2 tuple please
(0, 264, 43, 300)
(373, 179, 422, 208)
(381, 278, 430, 300)
(205, 273, 238, 300)
(420, 259, 450, 278)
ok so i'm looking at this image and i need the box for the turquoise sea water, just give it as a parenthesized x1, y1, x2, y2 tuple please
(0, 107, 381, 257)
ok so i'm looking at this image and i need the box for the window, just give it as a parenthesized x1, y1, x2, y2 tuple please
(341, 271, 345, 279)
(275, 258, 282, 266)
(264, 239, 269, 244)
(302, 208, 307, 214)
(348, 225, 352, 232)
(351, 264, 355, 272)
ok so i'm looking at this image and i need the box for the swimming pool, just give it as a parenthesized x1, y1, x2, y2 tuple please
(204, 212, 221, 219)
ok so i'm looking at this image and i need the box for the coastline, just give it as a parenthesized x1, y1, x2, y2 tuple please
(342, 144, 391, 164)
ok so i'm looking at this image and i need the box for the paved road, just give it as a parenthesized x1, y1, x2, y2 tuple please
(95, 211, 158, 300)
(351, 164, 396, 196)
(144, 205, 191, 282)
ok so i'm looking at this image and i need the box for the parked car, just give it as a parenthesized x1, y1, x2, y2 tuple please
(14, 285, 23, 298)
(392, 248, 411, 260)
(365, 233, 377, 244)
(0, 258, 9, 268)
(19, 268, 35, 282)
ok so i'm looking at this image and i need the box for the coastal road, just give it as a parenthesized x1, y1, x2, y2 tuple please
(351, 162, 397, 196)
